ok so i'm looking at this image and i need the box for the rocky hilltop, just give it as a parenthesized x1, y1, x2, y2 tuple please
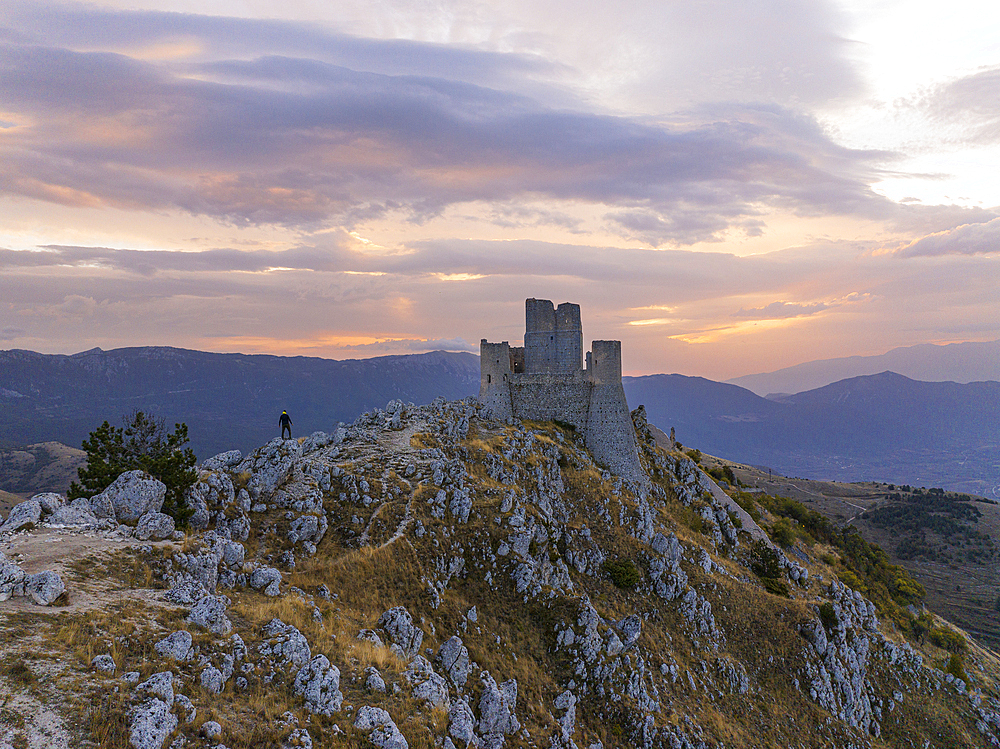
(1, 399, 999, 748)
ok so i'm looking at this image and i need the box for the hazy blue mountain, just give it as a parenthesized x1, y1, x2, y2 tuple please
(4, 346, 998, 498)
(0, 346, 480, 459)
(625, 371, 1000, 497)
(726, 339, 1000, 396)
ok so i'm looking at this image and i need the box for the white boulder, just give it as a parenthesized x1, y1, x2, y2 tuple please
(0, 499, 42, 534)
(354, 706, 408, 749)
(92, 471, 166, 525)
(293, 655, 343, 715)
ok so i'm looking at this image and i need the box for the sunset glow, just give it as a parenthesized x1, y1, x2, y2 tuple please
(0, 0, 998, 379)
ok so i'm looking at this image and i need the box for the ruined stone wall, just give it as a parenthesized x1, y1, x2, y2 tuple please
(509, 374, 591, 428)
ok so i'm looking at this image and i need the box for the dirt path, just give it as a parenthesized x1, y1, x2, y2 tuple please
(0, 685, 73, 749)
(0, 525, 182, 748)
(1, 526, 177, 615)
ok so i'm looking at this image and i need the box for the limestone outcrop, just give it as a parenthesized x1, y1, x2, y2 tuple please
(90, 470, 167, 524)
(2, 394, 998, 749)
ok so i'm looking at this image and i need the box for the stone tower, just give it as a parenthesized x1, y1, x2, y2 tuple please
(479, 299, 645, 484)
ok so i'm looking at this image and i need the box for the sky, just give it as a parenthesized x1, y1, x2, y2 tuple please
(1, 0, 999, 380)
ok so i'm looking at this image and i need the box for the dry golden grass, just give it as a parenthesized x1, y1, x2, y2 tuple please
(412, 482, 439, 503)
(348, 640, 407, 671)
(410, 432, 441, 449)
(459, 436, 495, 454)
(85, 688, 133, 748)
(561, 463, 606, 501)
(296, 539, 427, 621)
(67, 546, 167, 591)
(463, 462, 509, 494)
(231, 592, 321, 639)
(52, 603, 165, 672)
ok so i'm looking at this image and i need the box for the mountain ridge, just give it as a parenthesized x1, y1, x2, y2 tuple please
(4, 346, 999, 497)
(726, 339, 1000, 396)
(0, 345, 481, 458)
(623, 370, 1000, 496)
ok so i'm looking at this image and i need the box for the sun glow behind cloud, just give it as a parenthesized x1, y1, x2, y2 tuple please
(0, 0, 997, 380)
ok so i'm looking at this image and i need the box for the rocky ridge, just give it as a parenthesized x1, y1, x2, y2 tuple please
(1, 397, 999, 748)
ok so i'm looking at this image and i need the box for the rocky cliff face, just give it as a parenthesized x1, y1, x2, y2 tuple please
(2, 398, 999, 749)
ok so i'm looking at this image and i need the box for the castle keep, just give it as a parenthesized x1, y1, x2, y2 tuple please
(479, 299, 645, 484)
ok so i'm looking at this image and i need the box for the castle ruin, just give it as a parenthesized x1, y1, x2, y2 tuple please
(479, 299, 645, 484)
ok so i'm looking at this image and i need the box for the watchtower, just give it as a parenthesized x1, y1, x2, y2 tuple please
(524, 299, 583, 374)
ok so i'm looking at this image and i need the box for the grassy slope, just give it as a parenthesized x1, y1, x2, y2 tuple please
(1, 411, 998, 748)
(708, 456, 1000, 650)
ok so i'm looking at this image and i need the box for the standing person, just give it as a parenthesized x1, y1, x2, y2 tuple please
(279, 410, 293, 439)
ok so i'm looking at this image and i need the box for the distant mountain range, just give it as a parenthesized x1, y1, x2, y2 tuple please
(0, 347, 480, 458)
(726, 339, 1000, 396)
(624, 371, 1000, 497)
(2, 346, 998, 498)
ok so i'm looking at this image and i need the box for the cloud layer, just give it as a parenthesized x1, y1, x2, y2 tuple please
(0, 0, 999, 381)
(0, 2, 901, 247)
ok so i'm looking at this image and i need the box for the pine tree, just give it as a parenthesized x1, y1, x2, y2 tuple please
(68, 410, 197, 525)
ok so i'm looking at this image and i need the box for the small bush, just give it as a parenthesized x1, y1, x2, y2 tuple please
(2, 659, 36, 688)
(685, 449, 702, 464)
(770, 517, 795, 548)
(818, 602, 838, 631)
(945, 653, 968, 682)
(602, 559, 640, 590)
(836, 567, 867, 593)
(929, 626, 967, 653)
(733, 493, 761, 522)
(747, 540, 788, 596)
(708, 465, 737, 485)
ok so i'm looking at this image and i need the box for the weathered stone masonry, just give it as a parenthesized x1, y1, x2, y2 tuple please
(479, 299, 645, 484)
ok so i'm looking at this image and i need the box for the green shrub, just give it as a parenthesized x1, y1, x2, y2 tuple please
(685, 449, 702, 464)
(818, 602, 838, 630)
(929, 626, 967, 653)
(911, 612, 933, 640)
(770, 517, 795, 548)
(602, 559, 640, 590)
(733, 493, 761, 522)
(945, 653, 968, 682)
(68, 410, 197, 526)
(747, 540, 788, 596)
